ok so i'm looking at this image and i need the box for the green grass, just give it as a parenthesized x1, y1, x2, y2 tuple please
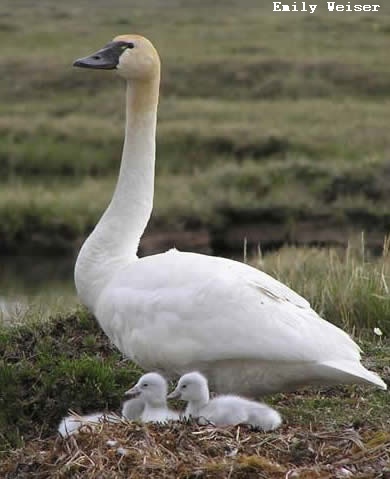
(0, 309, 142, 449)
(3, 156, 390, 253)
(1, 0, 390, 252)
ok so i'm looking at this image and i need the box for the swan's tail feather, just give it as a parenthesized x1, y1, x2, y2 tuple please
(320, 360, 387, 390)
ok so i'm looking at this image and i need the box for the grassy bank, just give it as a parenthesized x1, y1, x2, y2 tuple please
(3, 154, 390, 253)
(0, 310, 142, 449)
(0, 312, 388, 477)
(1, 0, 390, 252)
(1, 245, 389, 452)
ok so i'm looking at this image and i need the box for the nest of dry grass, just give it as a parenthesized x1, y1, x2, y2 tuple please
(1, 419, 389, 479)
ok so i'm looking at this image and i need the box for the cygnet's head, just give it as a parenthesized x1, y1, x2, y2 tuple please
(125, 372, 168, 404)
(168, 372, 209, 402)
(73, 34, 160, 81)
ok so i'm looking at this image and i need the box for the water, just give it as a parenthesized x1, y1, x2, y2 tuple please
(0, 255, 78, 323)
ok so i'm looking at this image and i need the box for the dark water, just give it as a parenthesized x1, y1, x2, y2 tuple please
(0, 255, 78, 322)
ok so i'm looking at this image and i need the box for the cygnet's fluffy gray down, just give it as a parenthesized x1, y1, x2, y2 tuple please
(121, 397, 145, 420)
(197, 395, 281, 430)
(125, 372, 179, 423)
(169, 371, 282, 430)
(58, 412, 120, 438)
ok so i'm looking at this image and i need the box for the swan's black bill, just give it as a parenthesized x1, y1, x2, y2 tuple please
(73, 41, 128, 70)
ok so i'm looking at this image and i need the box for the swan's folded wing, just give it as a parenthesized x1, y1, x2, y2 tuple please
(218, 254, 310, 309)
(99, 250, 360, 368)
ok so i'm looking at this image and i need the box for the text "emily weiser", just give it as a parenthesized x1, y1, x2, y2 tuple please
(273, 2, 381, 13)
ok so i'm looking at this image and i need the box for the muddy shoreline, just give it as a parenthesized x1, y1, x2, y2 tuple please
(1, 219, 388, 258)
(140, 222, 388, 257)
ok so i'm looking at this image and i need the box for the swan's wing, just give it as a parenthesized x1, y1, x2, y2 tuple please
(215, 254, 310, 310)
(98, 250, 360, 369)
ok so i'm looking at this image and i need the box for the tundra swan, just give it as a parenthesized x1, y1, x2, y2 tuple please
(73, 35, 387, 395)
(169, 372, 282, 430)
(125, 372, 179, 422)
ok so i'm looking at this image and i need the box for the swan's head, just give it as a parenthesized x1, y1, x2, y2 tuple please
(73, 34, 160, 81)
(168, 371, 209, 402)
(125, 372, 167, 404)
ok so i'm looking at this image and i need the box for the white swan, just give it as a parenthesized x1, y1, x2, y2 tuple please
(169, 372, 282, 430)
(72, 35, 387, 395)
(125, 372, 179, 423)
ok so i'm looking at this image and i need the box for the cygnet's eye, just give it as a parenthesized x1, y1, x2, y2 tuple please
(142, 383, 148, 388)
(181, 384, 187, 389)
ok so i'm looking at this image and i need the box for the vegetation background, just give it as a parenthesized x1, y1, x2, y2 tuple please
(0, 1, 389, 477)
(1, 0, 390, 255)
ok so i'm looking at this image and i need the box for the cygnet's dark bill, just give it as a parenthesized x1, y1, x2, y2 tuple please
(167, 389, 181, 399)
(124, 384, 142, 398)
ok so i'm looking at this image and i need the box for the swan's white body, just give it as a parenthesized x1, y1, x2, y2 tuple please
(125, 372, 179, 423)
(170, 372, 282, 430)
(74, 35, 387, 396)
(58, 412, 120, 438)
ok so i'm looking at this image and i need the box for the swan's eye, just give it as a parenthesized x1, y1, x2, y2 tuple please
(120, 43, 135, 51)
(142, 383, 148, 388)
(181, 385, 187, 389)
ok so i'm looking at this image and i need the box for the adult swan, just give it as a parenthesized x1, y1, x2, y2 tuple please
(73, 35, 386, 395)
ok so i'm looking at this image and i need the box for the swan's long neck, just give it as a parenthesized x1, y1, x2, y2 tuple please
(75, 76, 159, 311)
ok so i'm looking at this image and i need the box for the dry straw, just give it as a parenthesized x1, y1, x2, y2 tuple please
(1, 419, 389, 479)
